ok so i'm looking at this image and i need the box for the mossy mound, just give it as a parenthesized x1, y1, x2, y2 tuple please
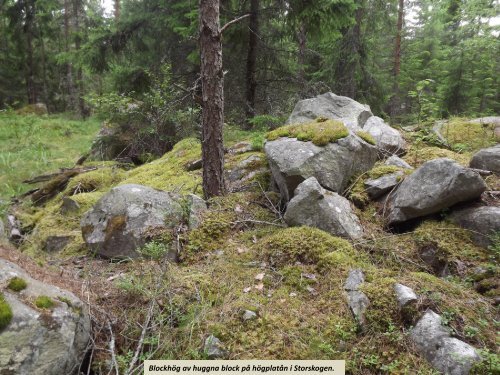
(355, 130, 376, 145)
(0, 293, 13, 330)
(442, 118, 497, 152)
(257, 227, 360, 269)
(266, 119, 349, 146)
(7, 277, 27, 292)
(119, 138, 202, 193)
(34, 295, 55, 309)
(403, 145, 470, 167)
(63, 167, 126, 195)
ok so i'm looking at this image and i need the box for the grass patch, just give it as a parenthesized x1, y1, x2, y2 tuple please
(403, 145, 470, 167)
(356, 131, 376, 145)
(7, 277, 27, 292)
(0, 293, 13, 330)
(442, 118, 497, 152)
(0, 112, 100, 205)
(34, 295, 55, 309)
(266, 119, 349, 146)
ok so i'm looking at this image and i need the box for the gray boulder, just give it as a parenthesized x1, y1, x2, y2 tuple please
(385, 158, 487, 225)
(344, 269, 369, 329)
(287, 92, 372, 130)
(364, 171, 404, 200)
(362, 116, 407, 156)
(265, 134, 378, 201)
(385, 155, 413, 169)
(411, 310, 480, 375)
(0, 259, 90, 375)
(450, 206, 500, 248)
(284, 177, 363, 240)
(469, 145, 500, 174)
(81, 184, 184, 258)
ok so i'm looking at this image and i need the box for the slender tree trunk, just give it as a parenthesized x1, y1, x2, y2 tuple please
(390, 0, 404, 118)
(25, 0, 37, 104)
(244, 0, 259, 128)
(73, 0, 86, 117)
(64, 0, 76, 112)
(199, 0, 225, 198)
(38, 28, 49, 109)
(297, 22, 306, 90)
(114, 0, 120, 22)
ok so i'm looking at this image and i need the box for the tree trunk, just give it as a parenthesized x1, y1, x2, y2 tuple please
(73, 0, 86, 117)
(297, 22, 306, 91)
(199, 0, 225, 198)
(114, 0, 120, 22)
(390, 0, 404, 118)
(24, 0, 37, 104)
(64, 0, 77, 112)
(244, 0, 259, 128)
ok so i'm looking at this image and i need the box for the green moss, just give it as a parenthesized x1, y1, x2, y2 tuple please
(119, 138, 202, 194)
(442, 118, 497, 152)
(63, 167, 126, 195)
(7, 277, 27, 292)
(0, 293, 13, 330)
(266, 119, 349, 146)
(34, 295, 55, 309)
(258, 226, 358, 268)
(356, 131, 376, 145)
(360, 276, 399, 331)
(404, 145, 469, 167)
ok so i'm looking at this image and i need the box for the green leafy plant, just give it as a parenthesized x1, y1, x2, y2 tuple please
(34, 295, 55, 309)
(138, 240, 170, 260)
(0, 294, 13, 330)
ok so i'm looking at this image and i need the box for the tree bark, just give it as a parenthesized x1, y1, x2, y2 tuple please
(297, 22, 306, 90)
(64, 0, 77, 112)
(114, 0, 120, 22)
(390, 0, 404, 118)
(24, 0, 37, 104)
(199, 0, 225, 198)
(73, 0, 86, 117)
(244, 0, 259, 127)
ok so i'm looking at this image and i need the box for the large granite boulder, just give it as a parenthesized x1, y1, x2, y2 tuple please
(81, 184, 184, 258)
(450, 206, 500, 248)
(385, 158, 487, 225)
(287, 92, 373, 130)
(363, 116, 407, 156)
(0, 259, 90, 375)
(284, 177, 363, 240)
(264, 134, 378, 201)
(411, 310, 480, 375)
(469, 145, 500, 174)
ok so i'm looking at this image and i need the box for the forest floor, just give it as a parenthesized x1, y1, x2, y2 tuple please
(0, 113, 498, 374)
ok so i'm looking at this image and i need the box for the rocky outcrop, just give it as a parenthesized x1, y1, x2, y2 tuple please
(469, 145, 500, 174)
(186, 194, 207, 230)
(363, 116, 407, 156)
(385, 155, 413, 169)
(344, 269, 369, 330)
(287, 92, 372, 130)
(411, 310, 480, 375)
(81, 184, 184, 258)
(284, 177, 363, 240)
(364, 171, 404, 200)
(265, 134, 378, 201)
(450, 206, 500, 248)
(0, 259, 90, 375)
(385, 158, 487, 225)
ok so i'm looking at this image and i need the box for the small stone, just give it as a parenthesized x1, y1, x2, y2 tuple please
(254, 273, 265, 281)
(242, 310, 257, 321)
(344, 269, 365, 291)
(394, 283, 418, 308)
(385, 155, 413, 169)
(289, 292, 297, 297)
(243, 287, 252, 293)
(43, 235, 73, 253)
(204, 335, 226, 359)
(60, 197, 80, 214)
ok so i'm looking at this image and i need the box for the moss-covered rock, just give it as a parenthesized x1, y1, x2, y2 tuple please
(34, 295, 55, 309)
(258, 226, 358, 269)
(267, 119, 349, 146)
(442, 118, 497, 152)
(355, 130, 376, 145)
